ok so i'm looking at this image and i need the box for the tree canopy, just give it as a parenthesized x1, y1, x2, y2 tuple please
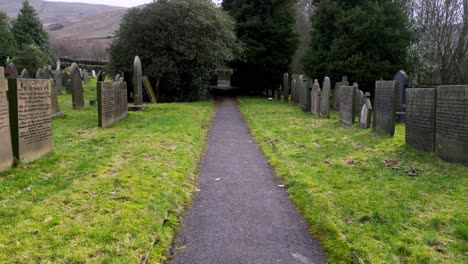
(222, 0, 299, 93)
(0, 12, 17, 64)
(13, 44, 47, 74)
(109, 0, 242, 102)
(303, 0, 411, 85)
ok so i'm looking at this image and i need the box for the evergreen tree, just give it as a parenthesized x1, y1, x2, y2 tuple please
(0, 12, 17, 64)
(11, 0, 53, 62)
(13, 44, 46, 74)
(303, 0, 411, 86)
(222, 0, 299, 93)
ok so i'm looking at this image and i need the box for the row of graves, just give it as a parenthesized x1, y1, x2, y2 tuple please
(279, 72, 467, 165)
(0, 56, 156, 172)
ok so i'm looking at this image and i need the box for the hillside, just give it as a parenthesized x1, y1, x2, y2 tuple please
(0, 0, 125, 25)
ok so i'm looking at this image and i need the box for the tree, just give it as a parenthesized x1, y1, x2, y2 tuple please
(0, 12, 17, 64)
(109, 0, 242, 102)
(13, 44, 47, 73)
(411, 0, 468, 84)
(222, 0, 299, 93)
(292, 0, 316, 73)
(11, 0, 53, 63)
(303, 0, 411, 86)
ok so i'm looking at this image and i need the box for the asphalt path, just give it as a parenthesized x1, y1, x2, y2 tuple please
(171, 96, 327, 264)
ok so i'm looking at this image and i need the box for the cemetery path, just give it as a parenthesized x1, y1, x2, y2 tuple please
(171, 96, 327, 264)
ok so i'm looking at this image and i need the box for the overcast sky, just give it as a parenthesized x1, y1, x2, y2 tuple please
(44, 0, 154, 8)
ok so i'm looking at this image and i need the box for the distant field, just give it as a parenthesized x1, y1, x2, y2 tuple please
(239, 97, 467, 264)
(0, 79, 213, 263)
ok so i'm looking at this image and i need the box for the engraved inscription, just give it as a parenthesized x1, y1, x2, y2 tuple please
(373, 81, 398, 136)
(405, 88, 436, 152)
(339, 86, 355, 125)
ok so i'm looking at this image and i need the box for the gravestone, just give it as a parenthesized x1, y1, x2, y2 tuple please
(303, 79, 312, 112)
(339, 85, 356, 125)
(393, 70, 408, 112)
(359, 92, 373, 128)
(276, 85, 282, 101)
(97, 79, 128, 128)
(283, 73, 289, 102)
(35, 68, 43, 79)
(333, 76, 349, 110)
(311, 79, 321, 115)
(6, 62, 18, 78)
(56, 58, 61, 71)
(54, 71, 63, 93)
(291, 78, 296, 104)
(354, 88, 364, 117)
(143, 76, 157, 103)
(83, 70, 90, 84)
(319, 77, 331, 118)
(20, 69, 30, 78)
(0, 67, 13, 171)
(297, 75, 304, 108)
(405, 88, 436, 152)
(115, 74, 121, 82)
(42, 66, 50, 79)
(8, 79, 52, 162)
(434, 86, 468, 165)
(372, 81, 398, 136)
(70, 63, 85, 110)
(216, 68, 233, 87)
(92, 70, 96, 78)
(62, 71, 70, 93)
(129, 56, 146, 111)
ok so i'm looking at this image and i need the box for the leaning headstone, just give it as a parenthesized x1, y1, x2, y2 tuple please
(372, 81, 398, 136)
(6, 62, 18, 78)
(283, 73, 289, 102)
(405, 88, 436, 152)
(333, 76, 349, 110)
(70, 63, 85, 110)
(354, 88, 364, 118)
(339, 85, 357, 125)
(8, 79, 52, 162)
(311, 79, 321, 115)
(320, 77, 331, 118)
(20, 69, 30, 78)
(434, 86, 468, 165)
(143, 76, 157, 103)
(0, 67, 13, 171)
(359, 92, 373, 128)
(129, 56, 146, 111)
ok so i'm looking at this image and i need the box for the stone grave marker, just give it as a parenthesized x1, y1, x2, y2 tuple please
(92, 70, 96, 78)
(435, 86, 468, 165)
(320, 77, 331, 118)
(56, 59, 61, 71)
(393, 70, 408, 112)
(42, 66, 50, 79)
(54, 70, 63, 93)
(405, 88, 436, 152)
(311, 79, 321, 115)
(359, 92, 373, 128)
(339, 85, 356, 125)
(83, 70, 90, 84)
(6, 62, 18, 78)
(354, 88, 364, 117)
(291, 78, 296, 104)
(133, 56, 143, 105)
(297, 75, 304, 108)
(303, 79, 312, 112)
(98, 79, 128, 128)
(0, 67, 13, 171)
(283, 73, 289, 102)
(115, 74, 121, 82)
(333, 76, 349, 110)
(143, 76, 157, 103)
(20, 69, 30, 78)
(62, 71, 70, 93)
(8, 79, 52, 162)
(70, 63, 85, 110)
(372, 81, 398, 136)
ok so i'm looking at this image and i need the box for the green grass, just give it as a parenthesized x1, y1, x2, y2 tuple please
(238, 97, 467, 264)
(0, 79, 213, 263)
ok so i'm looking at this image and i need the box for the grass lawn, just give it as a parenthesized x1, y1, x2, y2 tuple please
(0, 79, 213, 263)
(239, 97, 467, 264)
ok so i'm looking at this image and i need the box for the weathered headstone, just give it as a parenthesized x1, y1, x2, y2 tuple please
(56, 58, 61, 71)
(372, 81, 398, 136)
(434, 86, 468, 165)
(291, 78, 296, 104)
(97, 79, 128, 128)
(143, 76, 157, 103)
(92, 70, 96, 78)
(333, 76, 349, 110)
(70, 63, 85, 110)
(83, 70, 90, 84)
(129, 56, 146, 111)
(359, 92, 373, 128)
(354, 88, 364, 117)
(276, 85, 282, 101)
(339, 85, 356, 125)
(42, 66, 50, 79)
(297, 75, 304, 108)
(8, 79, 52, 162)
(54, 71, 63, 93)
(311, 79, 321, 115)
(216, 68, 233, 88)
(303, 79, 312, 112)
(6, 62, 18, 78)
(320, 77, 331, 118)
(20, 69, 30, 78)
(393, 70, 408, 112)
(405, 88, 436, 152)
(62, 71, 70, 93)
(115, 74, 121, 82)
(283, 73, 289, 102)
(0, 67, 13, 171)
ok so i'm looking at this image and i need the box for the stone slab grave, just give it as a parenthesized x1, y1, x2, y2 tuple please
(373, 81, 398, 136)
(20, 69, 30, 78)
(0, 67, 13, 171)
(283, 73, 289, 102)
(97, 79, 128, 128)
(143, 76, 157, 103)
(320, 77, 331, 118)
(405, 88, 436, 152)
(354, 87, 364, 118)
(83, 70, 90, 84)
(8, 78, 52, 163)
(297, 75, 304, 109)
(358, 92, 373, 128)
(303, 79, 312, 112)
(311, 79, 321, 115)
(435, 86, 468, 165)
(394, 70, 408, 122)
(290, 78, 296, 104)
(333, 76, 349, 110)
(70, 63, 85, 110)
(6, 62, 18, 78)
(129, 56, 147, 111)
(54, 70, 63, 93)
(339, 85, 356, 125)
